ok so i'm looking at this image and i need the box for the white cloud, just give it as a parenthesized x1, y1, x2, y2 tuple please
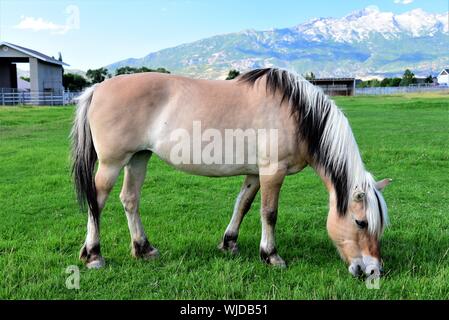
(394, 0, 414, 4)
(14, 5, 79, 35)
(15, 16, 65, 32)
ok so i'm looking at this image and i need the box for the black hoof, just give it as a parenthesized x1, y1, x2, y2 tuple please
(79, 243, 105, 269)
(132, 240, 159, 260)
(218, 233, 239, 254)
(260, 248, 287, 268)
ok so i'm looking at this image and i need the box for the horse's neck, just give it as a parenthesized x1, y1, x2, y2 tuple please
(312, 163, 351, 210)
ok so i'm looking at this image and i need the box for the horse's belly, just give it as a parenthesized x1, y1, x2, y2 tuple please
(154, 149, 260, 177)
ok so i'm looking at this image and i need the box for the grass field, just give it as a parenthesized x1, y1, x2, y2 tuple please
(0, 94, 448, 299)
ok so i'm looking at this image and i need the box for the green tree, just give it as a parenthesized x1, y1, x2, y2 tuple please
(368, 79, 381, 87)
(380, 78, 390, 87)
(226, 69, 240, 80)
(425, 74, 434, 84)
(304, 72, 316, 80)
(153, 67, 170, 74)
(115, 66, 137, 75)
(63, 73, 88, 91)
(86, 67, 109, 84)
(389, 78, 401, 87)
(115, 66, 171, 76)
(400, 69, 417, 87)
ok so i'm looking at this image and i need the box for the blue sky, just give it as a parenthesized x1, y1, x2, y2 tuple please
(0, 0, 448, 70)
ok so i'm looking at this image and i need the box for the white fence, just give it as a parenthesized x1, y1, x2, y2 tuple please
(0, 90, 81, 106)
(356, 86, 449, 96)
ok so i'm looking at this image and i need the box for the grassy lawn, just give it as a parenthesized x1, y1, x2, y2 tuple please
(0, 94, 448, 299)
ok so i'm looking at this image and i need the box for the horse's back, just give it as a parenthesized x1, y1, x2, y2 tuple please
(87, 72, 299, 173)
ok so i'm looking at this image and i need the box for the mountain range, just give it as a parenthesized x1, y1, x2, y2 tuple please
(107, 6, 449, 79)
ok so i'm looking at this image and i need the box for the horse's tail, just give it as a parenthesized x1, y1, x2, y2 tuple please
(71, 84, 99, 226)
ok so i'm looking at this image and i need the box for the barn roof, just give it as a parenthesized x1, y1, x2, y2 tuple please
(439, 68, 449, 75)
(0, 41, 69, 66)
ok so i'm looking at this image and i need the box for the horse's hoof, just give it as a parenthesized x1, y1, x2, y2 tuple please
(141, 248, 160, 260)
(260, 250, 287, 268)
(268, 255, 287, 268)
(80, 244, 105, 268)
(218, 241, 239, 254)
(86, 256, 105, 269)
(132, 240, 159, 260)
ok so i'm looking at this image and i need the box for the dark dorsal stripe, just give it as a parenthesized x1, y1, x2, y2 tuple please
(239, 68, 349, 215)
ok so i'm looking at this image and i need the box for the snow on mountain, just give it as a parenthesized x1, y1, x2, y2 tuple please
(294, 6, 448, 43)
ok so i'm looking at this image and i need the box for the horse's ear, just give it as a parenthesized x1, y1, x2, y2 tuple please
(375, 178, 392, 192)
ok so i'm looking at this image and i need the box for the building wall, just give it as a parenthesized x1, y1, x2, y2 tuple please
(29, 58, 63, 93)
(437, 73, 449, 85)
(310, 79, 356, 96)
(38, 60, 63, 93)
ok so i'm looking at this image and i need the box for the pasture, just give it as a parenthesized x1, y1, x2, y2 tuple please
(0, 94, 448, 299)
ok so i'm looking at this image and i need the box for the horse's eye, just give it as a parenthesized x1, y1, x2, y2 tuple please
(355, 219, 368, 229)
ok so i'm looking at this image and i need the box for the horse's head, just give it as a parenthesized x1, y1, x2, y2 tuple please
(327, 178, 391, 277)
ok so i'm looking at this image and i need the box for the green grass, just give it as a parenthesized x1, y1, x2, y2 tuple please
(0, 94, 448, 299)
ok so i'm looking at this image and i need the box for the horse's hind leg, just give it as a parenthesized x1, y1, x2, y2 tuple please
(259, 169, 286, 267)
(219, 175, 260, 254)
(120, 151, 158, 260)
(80, 161, 122, 268)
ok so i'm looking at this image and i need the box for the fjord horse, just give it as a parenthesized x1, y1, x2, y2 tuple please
(72, 68, 390, 276)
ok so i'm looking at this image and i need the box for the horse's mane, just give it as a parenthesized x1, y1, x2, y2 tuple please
(238, 68, 388, 235)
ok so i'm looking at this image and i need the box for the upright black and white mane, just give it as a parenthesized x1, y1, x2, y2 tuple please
(239, 68, 388, 236)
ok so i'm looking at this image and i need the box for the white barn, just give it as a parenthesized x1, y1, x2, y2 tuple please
(437, 68, 449, 86)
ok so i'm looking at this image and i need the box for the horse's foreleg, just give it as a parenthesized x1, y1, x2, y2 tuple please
(259, 170, 286, 267)
(120, 151, 158, 260)
(80, 162, 122, 269)
(219, 175, 260, 254)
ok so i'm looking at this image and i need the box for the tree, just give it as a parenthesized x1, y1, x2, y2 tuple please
(63, 73, 88, 91)
(115, 66, 171, 76)
(226, 69, 240, 80)
(304, 72, 316, 81)
(425, 74, 434, 84)
(115, 66, 136, 75)
(86, 67, 109, 84)
(380, 78, 390, 87)
(389, 77, 401, 87)
(153, 67, 170, 74)
(400, 69, 417, 87)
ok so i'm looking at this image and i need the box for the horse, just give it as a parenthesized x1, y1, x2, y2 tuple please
(71, 68, 391, 277)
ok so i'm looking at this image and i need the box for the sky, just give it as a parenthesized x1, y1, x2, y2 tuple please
(0, 0, 448, 70)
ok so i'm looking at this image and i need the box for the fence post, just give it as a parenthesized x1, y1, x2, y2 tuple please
(1, 88, 4, 106)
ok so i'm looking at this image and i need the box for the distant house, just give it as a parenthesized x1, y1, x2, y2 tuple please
(310, 78, 356, 96)
(437, 69, 449, 86)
